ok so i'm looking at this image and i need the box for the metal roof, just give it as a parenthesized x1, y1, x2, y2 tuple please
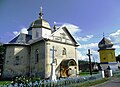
(98, 37, 113, 49)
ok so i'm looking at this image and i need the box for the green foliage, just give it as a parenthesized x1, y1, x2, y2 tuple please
(14, 76, 29, 84)
(78, 60, 99, 72)
(0, 81, 11, 86)
(116, 55, 120, 62)
(30, 76, 41, 82)
(78, 60, 89, 64)
(0, 44, 5, 74)
(0, 44, 5, 62)
(0, 76, 42, 86)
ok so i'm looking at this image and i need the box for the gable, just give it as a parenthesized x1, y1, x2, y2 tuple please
(49, 27, 77, 45)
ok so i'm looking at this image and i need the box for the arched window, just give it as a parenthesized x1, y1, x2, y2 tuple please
(62, 48, 66, 55)
(35, 49, 39, 63)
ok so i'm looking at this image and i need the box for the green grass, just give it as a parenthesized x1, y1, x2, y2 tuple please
(0, 81, 11, 86)
(114, 74, 120, 78)
(80, 72, 98, 76)
(70, 78, 109, 87)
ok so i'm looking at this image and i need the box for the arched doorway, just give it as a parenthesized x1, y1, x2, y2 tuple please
(60, 59, 77, 78)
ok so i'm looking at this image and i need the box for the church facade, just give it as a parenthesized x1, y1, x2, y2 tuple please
(2, 9, 79, 79)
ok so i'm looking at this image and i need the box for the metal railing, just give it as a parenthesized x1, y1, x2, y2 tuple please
(113, 70, 120, 76)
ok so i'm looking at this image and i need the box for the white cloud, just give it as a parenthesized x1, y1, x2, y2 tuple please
(90, 49, 100, 62)
(108, 29, 120, 56)
(77, 50, 88, 61)
(76, 35, 93, 42)
(62, 23, 81, 35)
(60, 23, 93, 42)
(77, 42, 100, 62)
(109, 29, 120, 44)
(113, 45, 120, 49)
(110, 30, 120, 37)
(13, 31, 19, 36)
(78, 43, 98, 49)
(20, 28, 28, 34)
(77, 49, 100, 62)
(13, 27, 28, 36)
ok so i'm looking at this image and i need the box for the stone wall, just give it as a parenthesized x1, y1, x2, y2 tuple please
(30, 41, 45, 78)
(2, 45, 30, 79)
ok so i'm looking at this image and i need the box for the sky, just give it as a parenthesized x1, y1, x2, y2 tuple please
(1, 0, 120, 62)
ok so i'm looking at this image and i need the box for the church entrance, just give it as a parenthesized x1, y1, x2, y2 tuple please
(60, 59, 77, 78)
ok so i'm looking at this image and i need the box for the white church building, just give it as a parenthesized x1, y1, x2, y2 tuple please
(2, 8, 79, 79)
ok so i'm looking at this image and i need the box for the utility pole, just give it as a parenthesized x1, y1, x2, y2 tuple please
(87, 49, 92, 75)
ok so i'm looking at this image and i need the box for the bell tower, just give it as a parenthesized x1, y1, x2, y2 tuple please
(98, 36, 118, 71)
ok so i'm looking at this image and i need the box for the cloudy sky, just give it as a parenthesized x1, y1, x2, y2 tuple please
(1, 0, 120, 62)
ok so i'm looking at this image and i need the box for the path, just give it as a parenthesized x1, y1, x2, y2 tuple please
(93, 77, 120, 87)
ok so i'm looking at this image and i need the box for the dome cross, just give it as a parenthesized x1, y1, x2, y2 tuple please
(39, 6, 43, 19)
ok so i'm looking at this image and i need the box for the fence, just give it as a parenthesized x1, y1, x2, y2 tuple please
(1, 73, 102, 87)
(113, 70, 120, 76)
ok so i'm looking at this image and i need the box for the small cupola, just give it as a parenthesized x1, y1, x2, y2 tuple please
(27, 7, 52, 39)
(29, 7, 51, 29)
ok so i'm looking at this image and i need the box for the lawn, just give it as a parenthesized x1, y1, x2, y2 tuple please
(80, 72, 98, 76)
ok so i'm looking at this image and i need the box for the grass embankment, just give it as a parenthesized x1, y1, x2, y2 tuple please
(70, 78, 109, 87)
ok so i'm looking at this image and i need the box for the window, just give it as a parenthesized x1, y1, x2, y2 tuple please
(36, 31, 39, 38)
(16, 56, 19, 61)
(15, 56, 20, 65)
(35, 49, 39, 63)
(62, 48, 66, 55)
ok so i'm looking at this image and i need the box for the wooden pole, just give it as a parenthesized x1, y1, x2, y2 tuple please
(87, 49, 92, 75)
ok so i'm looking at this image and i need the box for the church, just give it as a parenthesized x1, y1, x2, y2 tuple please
(2, 8, 79, 79)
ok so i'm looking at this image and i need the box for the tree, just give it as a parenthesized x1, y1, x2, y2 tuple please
(116, 55, 120, 62)
(0, 44, 4, 62)
(0, 43, 5, 76)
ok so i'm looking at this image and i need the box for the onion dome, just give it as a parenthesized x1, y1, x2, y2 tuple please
(98, 37, 113, 49)
(28, 7, 51, 29)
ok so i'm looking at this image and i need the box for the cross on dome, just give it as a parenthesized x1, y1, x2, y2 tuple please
(39, 6, 43, 19)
